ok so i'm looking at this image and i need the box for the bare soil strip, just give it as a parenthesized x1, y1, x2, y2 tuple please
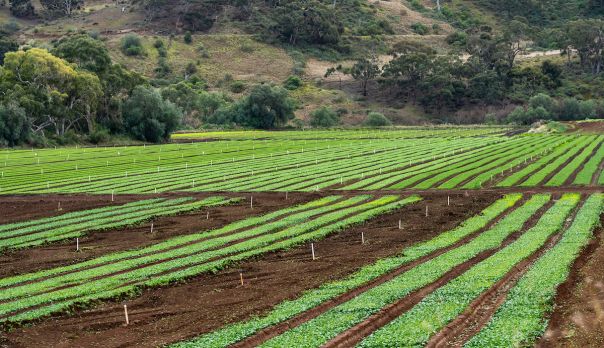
(320, 198, 554, 348)
(0, 192, 496, 348)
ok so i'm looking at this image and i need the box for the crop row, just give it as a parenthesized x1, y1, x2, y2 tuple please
(171, 194, 523, 348)
(0, 197, 236, 250)
(358, 193, 579, 347)
(258, 194, 553, 347)
(0, 194, 420, 325)
(465, 193, 603, 347)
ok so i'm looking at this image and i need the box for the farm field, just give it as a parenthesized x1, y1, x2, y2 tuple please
(1, 127, 604, 348)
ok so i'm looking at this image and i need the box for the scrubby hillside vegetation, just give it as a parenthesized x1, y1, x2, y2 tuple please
(1, 0, 604, 146)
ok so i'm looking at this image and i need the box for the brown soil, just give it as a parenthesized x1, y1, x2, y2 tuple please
(0, 190, 497, 348)
(537, 214, 604, 348)
(0, 192, 316, 277)
(570, 120, 604, 134)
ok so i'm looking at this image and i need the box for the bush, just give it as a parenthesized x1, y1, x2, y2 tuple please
(123, 86, 182, 142)
(184, 31, 193, 44)
(88, 127, 110, 144)
(364, 112, 392, 127)
(230, 80, 246, 93)
(120, 34, 145, 56)
(155, 57, 171, 77)
(411, 23, 429, 35)
(310, 107, 340, 127)
(283, 75, 303, 90)
(507, 106, 551, 125)
(556, 97, 582, 121)
(529, 93, 555, 113)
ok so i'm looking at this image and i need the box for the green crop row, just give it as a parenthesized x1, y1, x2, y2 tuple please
(358, 193, 579, 347)
(574, 140, 604, 185)
(465, 193, 603, 347)
(170, 194, 522, 348)
(2, 197, 237, 250)
(259, 195, 551, 348)
(0, 195, 420, 325)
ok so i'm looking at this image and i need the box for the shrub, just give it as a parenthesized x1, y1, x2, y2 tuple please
(364, 112, 392, 127)
(529, 93, 555, 113)
(411, 23, 429, 35)
(120, 34, 145, 56)
(88, 127, 110, 144)
(184, 31, 193, 44)
(283, 75, 303, 90)
(310, 107, 340, 127)
(230, 80, 246, 93)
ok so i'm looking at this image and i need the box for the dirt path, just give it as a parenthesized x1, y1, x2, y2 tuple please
(0, 191, 496, 348)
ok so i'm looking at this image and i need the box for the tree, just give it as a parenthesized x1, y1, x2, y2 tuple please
(350, 56, 381, 96)
(563, 19, 604, 74)
(235, 84, 295, 129)
(52, 34, 112, 74)
(8, 0, 34, 17)
(273, 0, 342, 46)
(123, 86, 182, 142)
(0, 48, 103, 136)
(0, 102, 30, 146)
(0, 37, 18, 65)
(310, 106, 339, 127)
(40, 0, 83, 16)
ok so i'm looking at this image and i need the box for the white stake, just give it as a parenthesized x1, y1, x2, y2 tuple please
(150, 223, 154, 233)
(425, 206, 429, 217)
(239, 272, 244, 286)
(76, 238, 79, 252)
(123, 305, 129, 325)
(285, 191, 288, 200)
(447, 196, 450, 206)
(311, 243, 316, 260)
(398, 219, 402, 229)
(111, 190, 114, 202)
(361, 232, 365, 244)
(206, 211, 209, 219)
(250, 196, 253, 209)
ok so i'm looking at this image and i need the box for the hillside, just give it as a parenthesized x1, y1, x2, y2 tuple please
(0, 0, 604, 146)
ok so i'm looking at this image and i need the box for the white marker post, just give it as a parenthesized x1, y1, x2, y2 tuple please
(250, 196, 253, 209)
(447, 196, 450, 206)
(425, 205, 429, 217)
(123, 305, 129, 325)
(150, 223, 154, 233)
(76, 238, 79, 252)
(206, 211, 209, 220)
(398, 219, 402, 230)
(361, 232, 365, 244)
(111, 190, 114, 202)
(311, 243, 316, 260)
(239, 272, 244, 286)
